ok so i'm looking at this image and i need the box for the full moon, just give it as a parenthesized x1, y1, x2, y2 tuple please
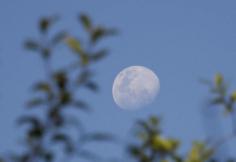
(112, 66, 160, 110)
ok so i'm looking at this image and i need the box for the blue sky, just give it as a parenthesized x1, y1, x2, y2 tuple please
(1, 0, 236, 160)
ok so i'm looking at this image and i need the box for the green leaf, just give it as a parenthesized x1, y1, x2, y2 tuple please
(80, 14, 92, 31)
(148, 116, 159, 126)
(91, 27, 117, 43)
(65, 37, 89, 65)
(39, 16, 58, 33)
(186, 142, 213, 162)
(59, 91, 71, 104)
(151, 136, 179, 152)
(33, 82, 51, 93)
(65, 37, 82, 53)
(231, 91, 236, 101)
(215, 73, 223, 86)
(127, 145, 142, 157)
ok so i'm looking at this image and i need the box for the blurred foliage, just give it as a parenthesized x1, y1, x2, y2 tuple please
(126, 74, 236, 162)
(1, 13, 116, 162)
(127, 116, 214, 162)
(202, 73, 236, 115)
(0, 9, 236, 162)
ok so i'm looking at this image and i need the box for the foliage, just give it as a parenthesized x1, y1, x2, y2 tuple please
(0, 8, 236, 162)
(127, 74, 236, 162)
(128, 116, 214, 162)
(1, 14, 116, 162)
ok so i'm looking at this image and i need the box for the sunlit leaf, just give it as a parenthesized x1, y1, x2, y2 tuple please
(215, 73, 223, 86)
(151, 136, 179, 152)
(33, 82, 51, 93)
(231, 91, 236, 101)
(65, 37, 83, 53)
(65, 37, 89, 65)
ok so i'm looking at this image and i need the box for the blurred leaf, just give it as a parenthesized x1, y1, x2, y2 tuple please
(54, 71, 67, 89)
(128, 145, 141, 157)
(65, 37, 89, 65)
(148, 116, 159, 126)
(231, 91, 236, 101)
(65, 37, 83, 53)
(91, 27, 117, 43)
(43, 152, 53, 162)
(51, 31, 67, 45)
(84, 81, 99, 92)
(71, 100, 91, 112)
(18, 116, 41, 127)
(27, 98, 46, 108)
(28, 126, 44, 139)
(60, 91, 71, 104)
(81, 132, 115, 143)
(52, 133, 69, 142)
(52, 133, 74, 153)
(80, 14, 92, 31)
(186, 142, 213, 162)
(215, 73, 223, 86)
(89, 49, 108, 62)
(24, 40, 40, 51)
(151, 136, 179, 153)
(136, 120, 151, 133)
(33, 82, 51, 93)
(76, 70, 93, 85)
(49, 108, 64, 127)
(39, 16, 58, 33)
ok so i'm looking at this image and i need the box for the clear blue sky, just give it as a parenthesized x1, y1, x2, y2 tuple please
(1, 0, 236, 161)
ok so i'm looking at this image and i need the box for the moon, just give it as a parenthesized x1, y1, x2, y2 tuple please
(112, 66, 160, 110)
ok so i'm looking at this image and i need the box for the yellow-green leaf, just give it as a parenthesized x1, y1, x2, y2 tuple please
(214, 73, 223, 86)
(65, 37, 89, 65)
(65, 37, 82, 53)
(231, 91, 236, 101)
